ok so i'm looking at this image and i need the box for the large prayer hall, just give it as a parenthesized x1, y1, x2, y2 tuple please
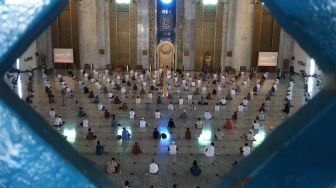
(1, 0, 326, 188)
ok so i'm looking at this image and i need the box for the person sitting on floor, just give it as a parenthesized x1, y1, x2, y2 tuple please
(212, 88, 217, 95)
(238, 103, 244, 112)
(54, 115, 63, 127)
(93, 95, 100, 104)
(153, 128, 161, 139)
(120, 102, 128, 111)
(106, 158, 118, 174)
(104, 109, 110, 119)
(129, 108, 136, 119)
(168, 102, 174, 111)
(204, 111, 213, 120)
(88, 91, 94, 98)
(111, 115, 118, 128)
(252, 120, 260, 131)
(133, 83, 138, 91)
(232, 111, 238, 120)
(114, 96, 121, 104)
(185, 128, 192, 139)
(139, 118, 147, 128)
(215, 129, 224, 140)
(246, 129, 255, 141)
(96, 141, 104, 155)
(198, 97, 208, 105)
(195, 118, 204, 129)
(257, 111, 265, 121)
(156, 95, 162, 105)
(154, 109, 161, 119)
(49, 108, 56, 120)
(204, 142, 215, 157)
(149, 159, 159, 175)
(215, 103, 220, 112)
(140, 87, 145, 96)
(135, 96, 141, 104)
(225, 118, 233, 129)
(168, 118, 175, 128)
(97, 102, 105, 111)
(86, 128, 97, 140)
(168, 141, 178, 155)
(220, 98, 226, 105)
(190, 160, 201, 176)
(241, 143, 251, 157)
(132, 142, 142, 155)
(206, 92, 212, 100)
(82, 117, 89, 128)
(102, 87, 108, 94)
(226, 93, 233, 100)
(194, 88, 200, 95)
(180, 110, 188, 119)
(122, 127, 131, 140)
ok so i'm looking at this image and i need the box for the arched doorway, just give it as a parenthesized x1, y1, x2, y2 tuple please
(156, 41, 175, 69)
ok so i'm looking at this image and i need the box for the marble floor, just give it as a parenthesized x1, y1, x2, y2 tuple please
(5, 69, 321, 188)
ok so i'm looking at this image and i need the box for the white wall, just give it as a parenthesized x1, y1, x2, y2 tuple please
(18, 41, 37, 70)
(294, 42, 322, 75)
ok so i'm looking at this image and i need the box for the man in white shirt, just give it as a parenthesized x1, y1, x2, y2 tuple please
(187, 94, 193, 101)
(148, 92, 153, 99)
(49, 108, 56, 120)
(237, 104, 244, 112)
(243, 98, 248, 106)
(256, 83, 261, 91)
(82, 117, 89, 128)
(168, 102, 174, 111)
(230, 89, 236, 96)
(204, 142, 215, 157)
(202, 86, 207, 94)
(135, 97, 141, 104)
(220, 98, 226, 105)
(121, 87, 126, 94)
(241, 143, 251, 157)
(246, 129, 255, 141)
(154, 110, 161, 119)
(168, 141, 178, 155)
(214, 104, 220, 112)
(215, 129, 224, 140)
(204, 111, 213, 120)
(129, 109, 136, 119)
(252, 120, 260, 130)
(195, 118, 204, 129)
(139, 118, 147, 128)
(54, 116, 63, 126)
(97, 102, 104, 111)
(179, 97, 183, 105)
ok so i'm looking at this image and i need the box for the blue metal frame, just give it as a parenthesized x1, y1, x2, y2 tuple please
(217, 0, 336, 187)
(0, 1, 115, 187)
(1, 0, 335, 187)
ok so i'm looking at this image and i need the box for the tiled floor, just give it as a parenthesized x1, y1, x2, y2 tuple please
(5, 69, 321, 188)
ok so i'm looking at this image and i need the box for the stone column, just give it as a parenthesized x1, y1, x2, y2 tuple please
(278, 29, 295, 68)
(183, 0, 196, 70)
(232, 0, 254, 71)
(78, 0, 98, 69)
(224, 0, 237, 67)
(36, 26, 53, 68)
(95, 0, 110, 69)
(137, 0, 149, 69)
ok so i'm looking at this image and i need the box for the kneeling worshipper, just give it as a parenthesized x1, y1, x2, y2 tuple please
(204, 111, 213, 120)
(114, 96, 122, 104)
(198, 97, 208, 105)
(139, 118, 147, 128)
(86, 128, 97, 140)
(225, 118, 233, 129)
